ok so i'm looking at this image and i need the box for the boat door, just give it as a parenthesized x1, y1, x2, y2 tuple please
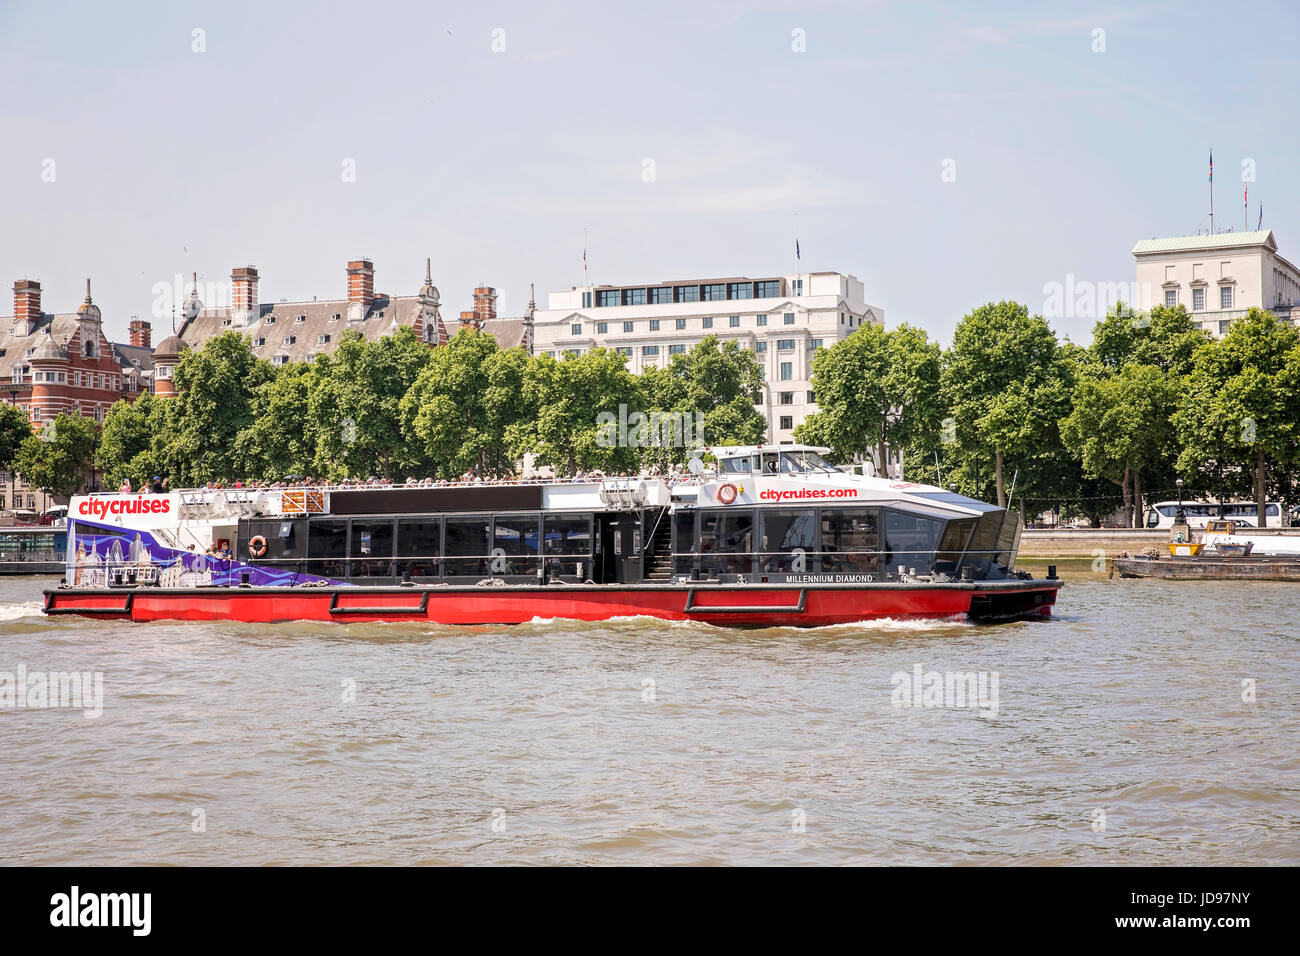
(597, 514, 642, 584)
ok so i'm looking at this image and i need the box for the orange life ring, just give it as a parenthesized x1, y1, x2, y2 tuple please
(718, 482, 739, 504)
(248, 535, 268, 558)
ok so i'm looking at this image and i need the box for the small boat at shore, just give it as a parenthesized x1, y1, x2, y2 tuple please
(42, 445, 1060, 627)
(1112, 519, 1300, 581)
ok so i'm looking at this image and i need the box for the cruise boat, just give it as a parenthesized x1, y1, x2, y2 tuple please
(42, 445, 1060, 627)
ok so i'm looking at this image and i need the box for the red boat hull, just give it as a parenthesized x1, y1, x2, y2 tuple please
(44, 581, 1059, 627)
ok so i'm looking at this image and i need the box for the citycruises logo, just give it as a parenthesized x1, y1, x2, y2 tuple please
(758, 487, 859, 501)
(77, 496, 172, 518)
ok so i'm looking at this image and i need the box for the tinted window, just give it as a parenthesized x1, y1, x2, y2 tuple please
(758, 510, 816, 572)
(494, 515, 540, 576)
(821, 508, 880, 573)
(444, 518, 490, 577)
(350, 519, 394, 579)
(397, 518, 441, 580)
(699, 510, 753, 574)
(884, 510, 942, 575)
(308, 519, 347, 578)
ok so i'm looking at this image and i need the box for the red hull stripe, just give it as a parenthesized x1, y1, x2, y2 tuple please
(44, 584, 1059, 627)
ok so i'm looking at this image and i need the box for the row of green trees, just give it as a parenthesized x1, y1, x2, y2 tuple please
(4, 328, 767, 496)
(795, 302, 1300, 526)
(6, 303, 1298, 527)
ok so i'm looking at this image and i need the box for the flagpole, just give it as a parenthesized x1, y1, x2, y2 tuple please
(1209, 147, 1214, 234)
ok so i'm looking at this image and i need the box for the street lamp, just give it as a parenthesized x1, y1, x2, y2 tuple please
(1175, 478, 1185, 522)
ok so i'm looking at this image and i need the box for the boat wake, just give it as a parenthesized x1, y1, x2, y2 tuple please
(0, 601, 45, 622)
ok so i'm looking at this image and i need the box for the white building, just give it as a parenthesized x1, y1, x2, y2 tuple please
(532, 271, 883, 445)
(1132, 230, 1300, 337)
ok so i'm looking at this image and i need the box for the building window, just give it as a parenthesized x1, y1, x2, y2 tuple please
(702, 284, 726, 301)
(273, 354, 288, 366)
(810, 338, 823, 350)
(282, 336, 296, 345)
(1218, 320, 1230, 336)
(756, 315, 767, 326)
(253, 337, 265, 347)
(543, 351, 555, 358)
(669, 344, 686, 355)
(755, 280, 779, 298)
(596, 322, 607, 334)
(265, 316, 276, 324)
(779, 392, 794, 405)
(616, 347, 632, 357)
(564, 348, 581, 357)
(729, 315, 740, 328)
(296, 314, 306, 323)
(622, 288, 647, 306)
(642, 345, 659, 356)
(649, 320, 660, 331)
(1221, 285, 1234, 309)
(755, 341, 767, 353)
(675, 285, 699, 303)
(331, 313, 341, 321)
(649, 287, 672, 304)
(784, 313, 795, 325)
(780, 362, 793, 380)
(317, 334, 330, 344)
(1164, 290, 1178, 307)
(675, 318, 686, 330)
(792, 279, 803, 296)
(777, 339, 795, 350)
(807, 390, 816, 404)
(623, 321, 634, 332)
(1192, 288, 1205, 311)
(571, 324, 582, 335)
(596, 290, 620, 307)
(779, 416, 794, 430)
(727, 282, 752, 300)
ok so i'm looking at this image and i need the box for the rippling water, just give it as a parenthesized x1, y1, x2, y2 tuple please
(0, 570, 1296, 865)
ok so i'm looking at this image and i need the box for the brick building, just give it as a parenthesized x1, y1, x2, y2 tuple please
(164, 259, 532, 378)
(2, 278, 155, 517)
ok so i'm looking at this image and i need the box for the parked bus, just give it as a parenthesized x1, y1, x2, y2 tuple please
(1145, 501, 1283, 529)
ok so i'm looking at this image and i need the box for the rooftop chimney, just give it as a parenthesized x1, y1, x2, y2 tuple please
(232, 266, 260, 317)
(473, 286, 498, 321)
(347, 259, 375, 311)
(129, 318, 152, 348)
(13, 279, 41, 333)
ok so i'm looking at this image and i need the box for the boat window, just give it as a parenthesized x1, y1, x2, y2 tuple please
(699, 510, 753, 574)
(245, 519, 306, 561)
(884, 510, 943, 575)
(396, 517, 442, 580)
(721, 457, 751, 474)
(957, 510, 1002, 578)
(494, 515, 540, 576)
(760, 454, 780, 475)
(780, 450, 840, 474)
(308, 519, 347, 578)
(672, 509, 696, 576)
(444, 518, 491, 578)
(349, 519, 394, 579)
(820, 508, 880, 573)
(935, 517, 976, 573)
(758, 509, 816, 572)
(544, 514, 592, 556)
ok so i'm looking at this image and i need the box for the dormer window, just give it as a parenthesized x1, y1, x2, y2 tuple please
(25, 348, 34, 357)
(296, 314, 306, 323)
(265, 316, 276, 324)
(282, 335, 295, 345)
(222, 318, 232, 327)
(317, 334, 330, 344)
(253, 337, 265, 347)
(272, 353, 289, 367)
(331, 313, 341, 321)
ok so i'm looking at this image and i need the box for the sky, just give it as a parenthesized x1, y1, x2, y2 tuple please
(2, 0, 1298, 347)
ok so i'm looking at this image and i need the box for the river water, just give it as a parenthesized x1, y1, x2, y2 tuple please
(0, 570, 1295, 866)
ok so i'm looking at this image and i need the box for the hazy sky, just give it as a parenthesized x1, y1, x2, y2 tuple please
(3, 0, 1297, 346)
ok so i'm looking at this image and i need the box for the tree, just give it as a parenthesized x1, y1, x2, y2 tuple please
(99, 391, 166, 490)
(1061, 363, 1178, 527)
(14, 413, 97, 500)
(309, 328, 433, 479)
(235, 362, 318, 479)
(165, 332, 274, 483)
(0, 403, 33, 476)
(1174, 309, 1300, 523)
(401, 329, 533, 479)
(518, 348, 644, 475)
(1089, 302, 1209, 378)
(942, 302, 1065, 506)
(640, 335, 764, 466)
(794, 323, 942, 471)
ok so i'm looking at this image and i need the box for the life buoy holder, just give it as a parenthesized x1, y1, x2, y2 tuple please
(248, 535, 268, 558)
(717, 483, 739, 504)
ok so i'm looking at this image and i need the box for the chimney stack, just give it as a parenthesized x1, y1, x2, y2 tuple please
(129, 318, 152, 348)
(232, 266, 260, 315)
(13, 279, 41, 333)
(473, 286, 498, 321)
(347, 259, 375, 311)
